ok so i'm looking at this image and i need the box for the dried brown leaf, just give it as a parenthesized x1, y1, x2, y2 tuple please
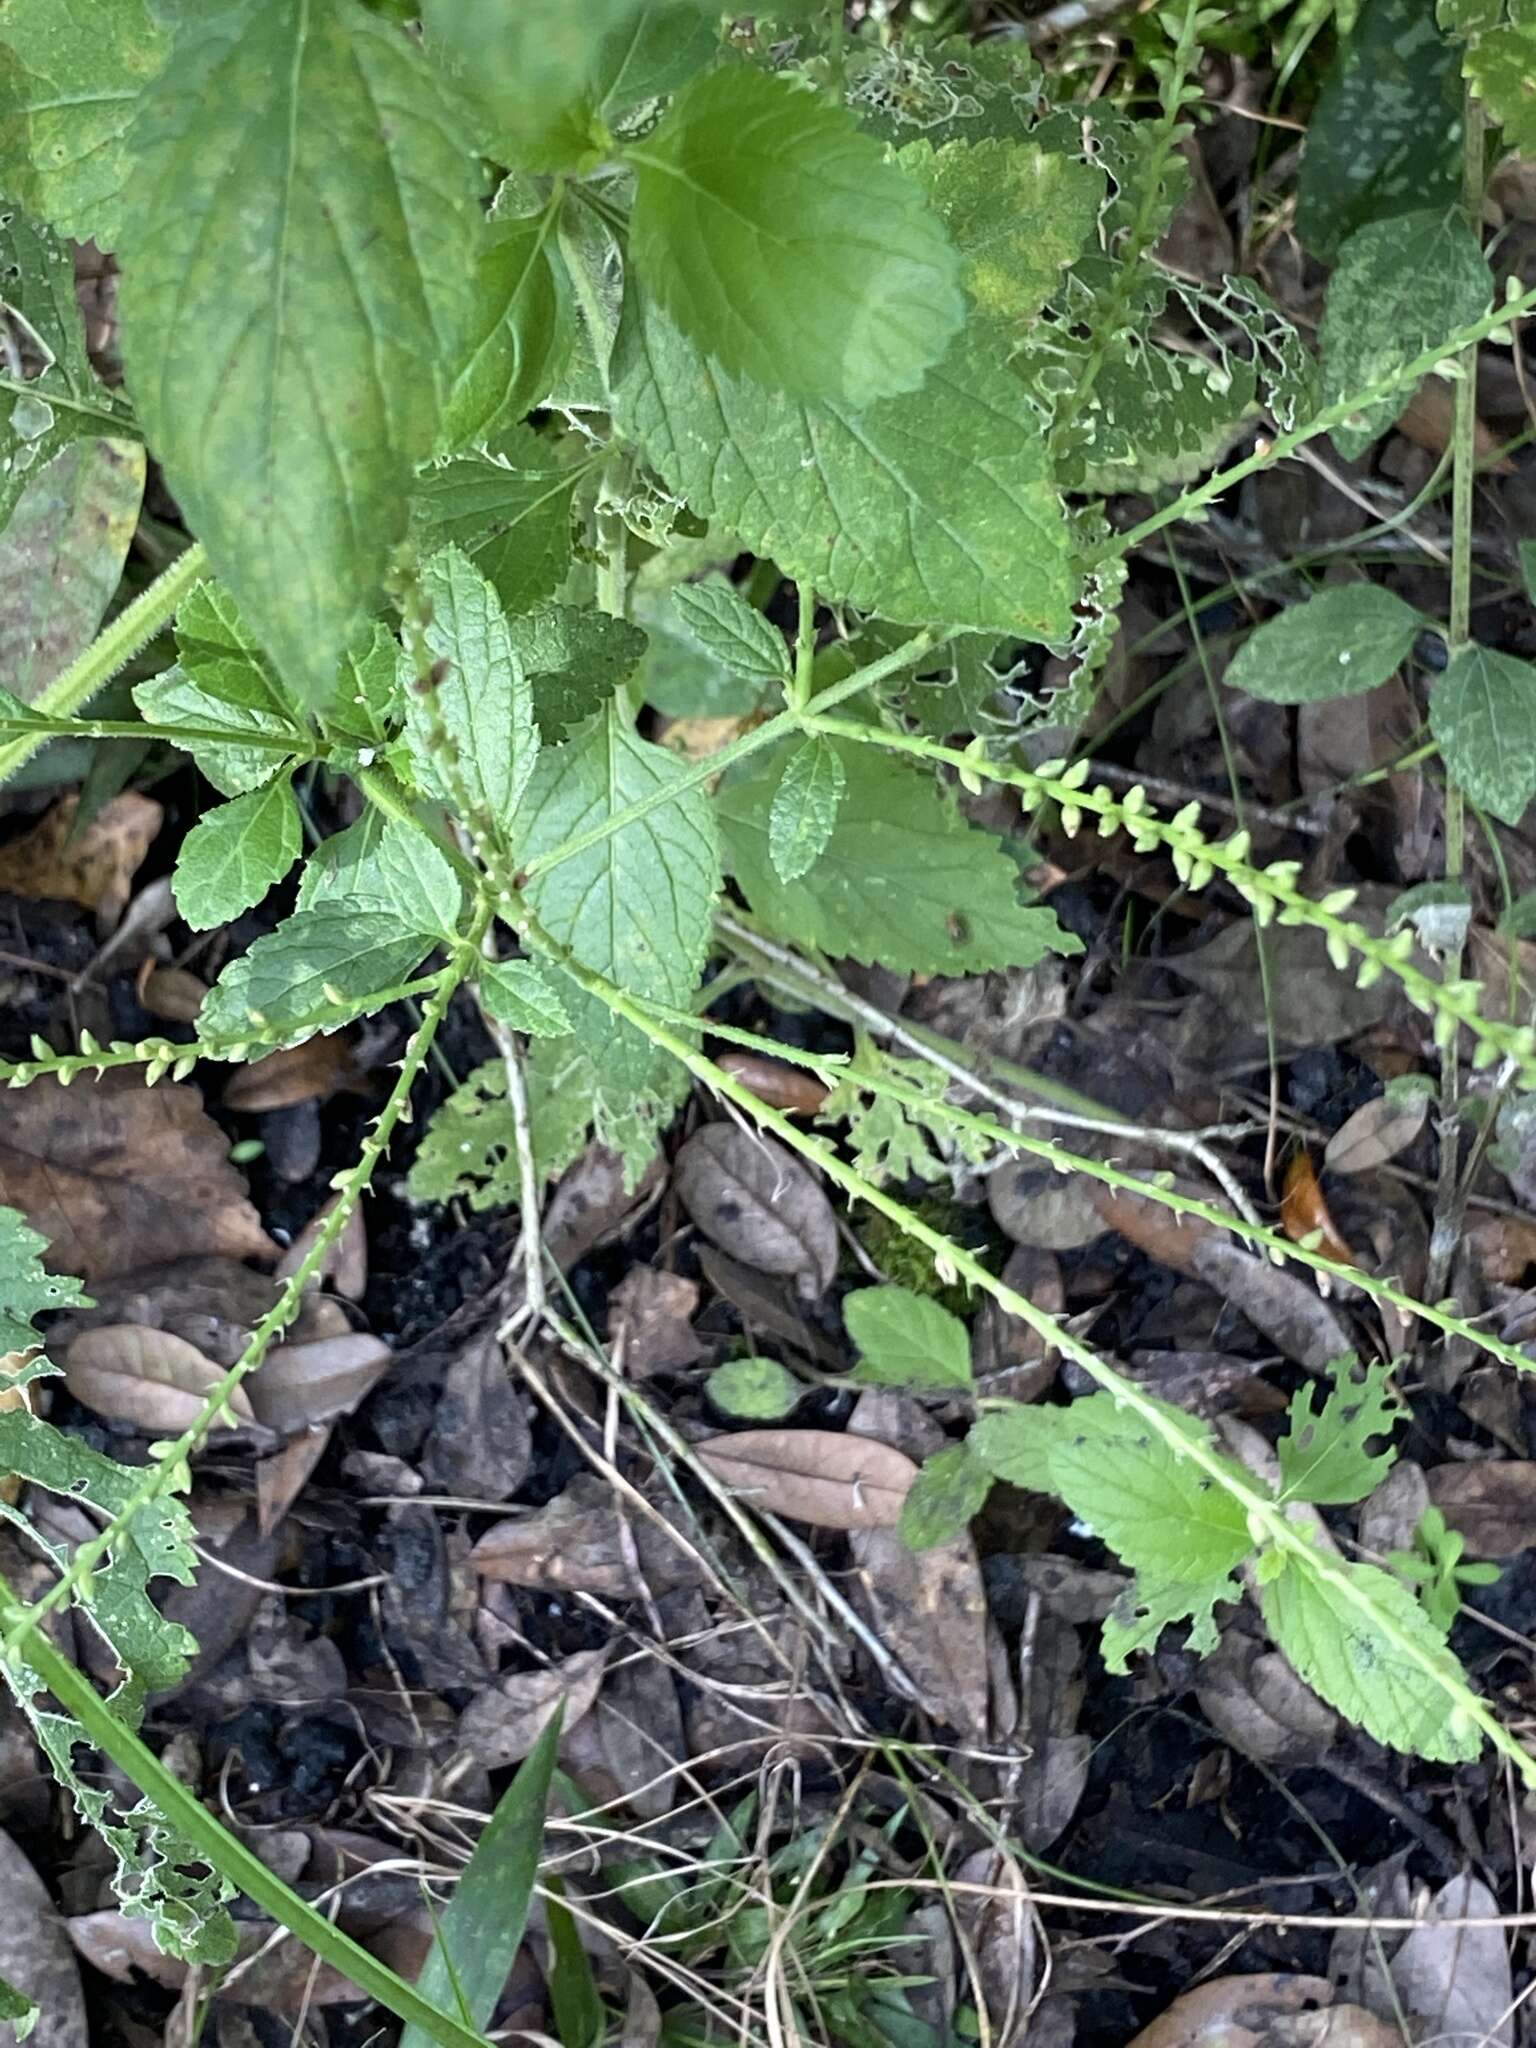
(1127, 1976, 1338, 2048)
(1197, 1630, 1338, 1768)
(67, 1910, 365, 2011)
(0, 1828, 86, 2048)
(696, 1428, 917, 1529)
(674, 1123, 838, 1299)
(64, 1324, 257, 1431)
(457, 1647, 608, 1769)
(1380, 1873, 1512, 2047)
(972, 1246, 1062, 1403)
(472, 1474, 701, 1597)
(420, 1334, 531, 1500)
(1424, 1460, 1536, 1558)
(1191, 1239, 1353, 1374)
(134, 962, 208, 1023)
(1013, 1613, 1092, 1849)
(989, 1158, 1105, 1251)
(245, 1333, 390, 1435)
(714, 1051, 829, 1115)
(255, 1427, 331, 1537)
(607, 1267, 707, 1378)
(0, 1072, 273, 1284)
(274, 1193, 368, 1300)
(223, 1033, 363, 1112)
(695, 1244, 842, 1366)
(1324, 1093, 1428, 1175)
(0, 793, 161, 930)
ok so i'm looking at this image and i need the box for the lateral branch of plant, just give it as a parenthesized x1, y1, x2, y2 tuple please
(7, 244, 1536, 1896)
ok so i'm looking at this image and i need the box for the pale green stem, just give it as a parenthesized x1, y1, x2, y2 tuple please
(0, 1598, 491, 2048)
(526, 929, 1536, 1785)
(0, 541, 208, 787)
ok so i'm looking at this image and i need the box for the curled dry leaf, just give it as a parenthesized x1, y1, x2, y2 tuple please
(0, 793, 162, 930)
(223, 1032, 365, 1112)
(0, 1828, 87, 2048)
(0, 1071, 273, 1284)
(245, 1332, 391, 1435)
(64, 1324, 257, 1431)
(696, 1427, 918, 1530)
(457, 1646, 608, 1769)
(607, 1265, 707, 1377)
(134, 961, 208, 1023)
(674, 1123, 839, 1299)
(1126, 1975, 1339, 2048)
(472, 1473, 702, 1598)
(1280, 1153, 1357, 1266)
(1324, 1091, 1428, 1175)
(1196, 1629, 1338, 1769)
(714, 1050, 830, 1114)
(1424, 1460, 1536, 1557)
(848, 1394, 989, 1738)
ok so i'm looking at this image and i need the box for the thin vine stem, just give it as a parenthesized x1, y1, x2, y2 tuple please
(526, 934, 1536, 1785)
(1105, 280, 1536, 565)
(0, 541, 208, 787)
(801, 714, 1536, 1080)
(0, 913, 486, 1663)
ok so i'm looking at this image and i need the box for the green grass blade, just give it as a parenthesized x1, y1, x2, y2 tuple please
(402, 1708, 563, 2048)
(546, 1876, 603, 2048)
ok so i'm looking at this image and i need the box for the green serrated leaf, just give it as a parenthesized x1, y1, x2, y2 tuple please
(719, 738, 1079, 974)
(133, 579, 307, 795)
(409, 546, 537, 848)
(898, 1444, 993, 1551)
(510, 603, 648, 741)
(1296, 0, 1461, 261)
(0, 1203, 87, 1357)
(631, 584, 765, 719)
(0, 0, 170, 244)
(898, 135, 1103, 324)
(328, 621, 403, 750)
(631, 66, 962, 406)
(978, 1392, 1253, 1597)
(522, 702, 719, 1103)
(707, 1357, 801, 1421)
(298, 816, 462, 938)
(1261, 1555, 1480, 1762)
(118, 0, 482, 702)
(1430, 644, 1536, 825)
(0, 204, 131, 534)
(1278, 1358, 1402, 1505)
(1520, 538, 1536, 606)
(1227, 587, 1424, 704)
(440, 205, 572, 452)
(1320, 209, 1492, 459)
(172, 778, 301, 932)
(767, 735, 846, 885)
(672, 577, 789, 682)
(613, 294, 1076, 643)
(844, 1284, 971, 1391)
(478, 959, 572, 1037)
(201, 908, 437, 1048)
(413, 428, 585, 618)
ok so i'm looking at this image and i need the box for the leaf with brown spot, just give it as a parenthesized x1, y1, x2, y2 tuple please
(63, 1324, 257, 1432)
(696, 1428, 918, 1529)
(0, 794, 162, 930)
(674, 1123, 838, 1299)
(0, 1071, 274, 1284)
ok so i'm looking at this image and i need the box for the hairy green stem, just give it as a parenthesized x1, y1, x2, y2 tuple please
(0, 918, 483, 1661)
(1106, 282, 1536, 565)
(1428, 84, 1489, 1301)
(0, 1593, 491, 2048)
(0, 541, 208, 787)
(520, 629, 937, 882)
(528, 934, 1536, 1783)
